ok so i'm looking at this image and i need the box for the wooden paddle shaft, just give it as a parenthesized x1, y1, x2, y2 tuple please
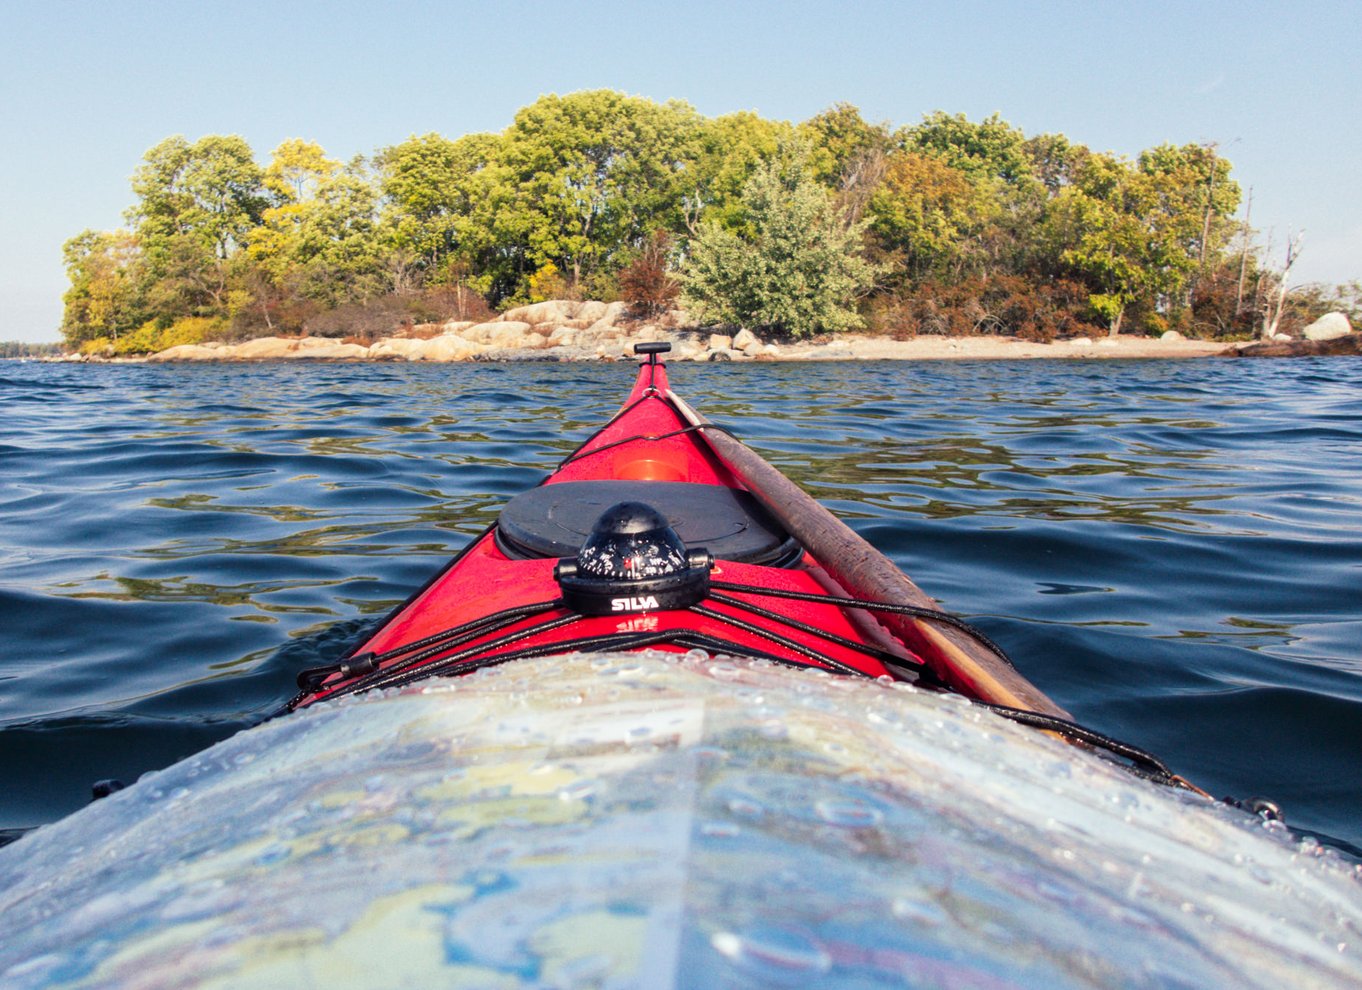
(669, 391, 1069, 718)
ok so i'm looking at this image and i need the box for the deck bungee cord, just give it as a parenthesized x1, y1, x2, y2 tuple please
(556, 423, 741, 472)
(709, 580, 1017, 669)
(286, 529, 1208, 797)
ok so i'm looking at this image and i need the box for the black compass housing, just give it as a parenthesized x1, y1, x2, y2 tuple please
(553, 501, 712, 615)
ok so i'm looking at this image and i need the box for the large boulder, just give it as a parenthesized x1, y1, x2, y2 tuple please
(147, 344, 222, 362)
(575, 301, 608, 324)
(369, 338, 430, 361)
(1303, 312, 1353, 341)
(672, 337, 707, 362)
(582, 317, 623, 340)
(498, 300, 581, 326)
(1161, 330, 1185, 341)
(460, 321, 533, 346)
(732, 328, 762, 353)
(233, 337, 298, 359)
(293, 337, 370, 359)
(423, 336, 485, 362)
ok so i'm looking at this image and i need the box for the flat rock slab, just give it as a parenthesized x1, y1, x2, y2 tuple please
(1228, 334, 1362, 358)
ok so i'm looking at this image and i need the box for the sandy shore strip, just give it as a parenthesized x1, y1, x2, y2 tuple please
(774, 333, 1232, 361)
(125, 331, 1235, 364)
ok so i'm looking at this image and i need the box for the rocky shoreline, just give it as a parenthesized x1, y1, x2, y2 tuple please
(51, 300, 1359, 364)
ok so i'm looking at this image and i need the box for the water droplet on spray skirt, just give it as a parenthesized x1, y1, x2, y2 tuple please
(710, 925, 832, 980)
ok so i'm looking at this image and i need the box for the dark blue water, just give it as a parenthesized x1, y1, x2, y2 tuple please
(2, 358, 1359, 849)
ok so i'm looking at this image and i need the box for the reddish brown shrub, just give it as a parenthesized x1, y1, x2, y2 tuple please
(866, 276, 1100, 342)
(619, 231, 681, 319)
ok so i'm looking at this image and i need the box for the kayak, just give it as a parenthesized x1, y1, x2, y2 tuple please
(284, 341, 1194, 790)
(2, 344, 1360, 988)
(288, 343, 1070, 724)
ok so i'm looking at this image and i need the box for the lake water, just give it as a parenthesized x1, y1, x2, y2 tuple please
(1, 356, 1359, 851)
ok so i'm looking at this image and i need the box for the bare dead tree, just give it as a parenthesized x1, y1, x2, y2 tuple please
(1236, 187, 1253, 315)
(1260, 230, 1305, 339)
(383, 248, 422, 296)
(1198, 143, 1218, 270)
(836, 148, 888, 228)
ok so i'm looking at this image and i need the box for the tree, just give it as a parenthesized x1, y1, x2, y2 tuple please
(681, 111, 791, 236)
(263, 138, 341, 205)
(489, 91, 702, 298)
(619, 230, 681, 318)
(130, 136, 266, 262)
(683, 151, 876, 338)
(867, 151, 998, 282)
(243, 152, 382, 330)
(1043, 147, 1231, 335)
(59, 229, 145, 346)
(374, 132, 500, 281)
(895, 113, 1055, 287)
(904, 111, 1034, 186)
(1138, 142, 1241, 273)
(1259, 232, 1305, 339)
(1044, 155, 1152, 334)
(127, 135, 266, 319)
(798, 103, 892, 189)
(1023, 132, 1079, 195)
(250, 141, 347, 287)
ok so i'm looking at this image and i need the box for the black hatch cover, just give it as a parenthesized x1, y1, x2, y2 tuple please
(496, 480, 801, 567)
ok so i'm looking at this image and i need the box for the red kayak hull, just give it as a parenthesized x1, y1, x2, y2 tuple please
(291, 353, 1052, 713)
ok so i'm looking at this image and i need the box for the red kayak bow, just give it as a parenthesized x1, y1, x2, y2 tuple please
(287, 342, 1066, 718)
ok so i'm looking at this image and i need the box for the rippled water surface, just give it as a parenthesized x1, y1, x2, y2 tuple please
(2, 358, 1359, 848)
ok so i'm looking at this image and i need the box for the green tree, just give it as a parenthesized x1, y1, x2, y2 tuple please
(250, 141, 348, 286)
(374, 131, 500, 281)
(59, 229, 146, 346)
(683, 151, 876, 338)
(798, 102, 892, 188)
(681, 111, 791, 236)
(127, 135, 266, 318)
(867, 151, 999, 282)
(489, 91, 702, 299)
(0, 341, 63, 358)
(1022, 132, 1080, 195)
(904, 111, 1034, 185)
(1138, 143, 1241, 272)
(263, 138, 341, 204)
(244, 148, 382, 329)
(895, 113, 1054, 286)
(1045, 148, 1221, 334)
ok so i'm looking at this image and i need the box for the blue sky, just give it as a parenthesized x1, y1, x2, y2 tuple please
(1, 0, 1358, 342)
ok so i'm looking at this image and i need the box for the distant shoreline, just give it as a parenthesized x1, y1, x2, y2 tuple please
(54, 329, 1240, 367)
(49, 333, 1234, 364)
(47, 297, 1357, 364)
